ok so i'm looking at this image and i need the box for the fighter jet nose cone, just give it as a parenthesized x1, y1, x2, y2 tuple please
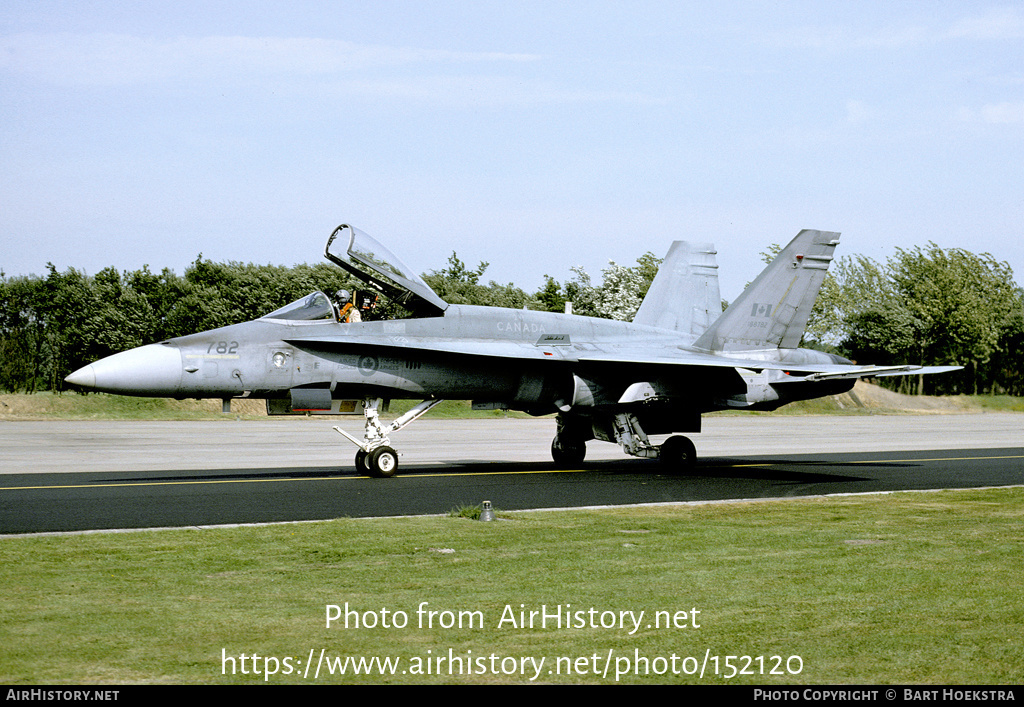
(66, 344, 183, 395)
(65, 365, 97, 389)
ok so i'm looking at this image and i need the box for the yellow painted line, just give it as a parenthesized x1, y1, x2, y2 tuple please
(2, 453, 1022, 492)
(1, 475, 356, 491)
(0, 467, 589, 491)
(849, 454, 1024, 464)
(732, 453, 1024, 468)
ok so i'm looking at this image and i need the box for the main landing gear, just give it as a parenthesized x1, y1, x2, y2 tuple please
(551, 412, 697, 472)
(614, 411, 697, 472)
(334, 398, 444, 477)
(658, 434, 697, 471)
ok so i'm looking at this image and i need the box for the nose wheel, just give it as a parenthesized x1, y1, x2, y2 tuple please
(356, 446, 398, 478)
(335, 398, 443, 477)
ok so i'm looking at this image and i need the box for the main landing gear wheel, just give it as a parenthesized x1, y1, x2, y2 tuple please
(551, 435, 587, 467)
(365, 446, 398, 478)
(660, 435, 696, 473)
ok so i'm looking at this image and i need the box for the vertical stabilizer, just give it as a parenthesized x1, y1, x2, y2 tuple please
(633, 241, 721, 337)
(693, 229, 840, 351)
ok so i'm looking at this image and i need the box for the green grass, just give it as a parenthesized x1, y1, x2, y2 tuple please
(0, 392, 251, 421)
(0, 392, 538, 421)
(4, 383, 1022, 420)
(2, 488, 1022, 684)
(948, 394, 1024, 413)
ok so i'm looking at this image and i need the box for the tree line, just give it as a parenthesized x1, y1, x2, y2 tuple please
(2, 243, 1021, 395)
(0, 258, 356, 393)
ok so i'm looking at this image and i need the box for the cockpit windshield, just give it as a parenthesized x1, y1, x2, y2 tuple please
(325, 224, 447, 317)
(262, 291, 336, 321)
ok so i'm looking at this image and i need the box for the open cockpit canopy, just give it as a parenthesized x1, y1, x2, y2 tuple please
(325, 224, 448, 317)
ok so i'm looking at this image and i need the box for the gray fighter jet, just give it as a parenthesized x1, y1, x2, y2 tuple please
(65, 224, 959, 477)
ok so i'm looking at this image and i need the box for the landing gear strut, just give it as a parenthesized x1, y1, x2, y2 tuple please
(611, 412, 697, 472)
(550, 412, 698, 471)
(334, 398, 443, 477)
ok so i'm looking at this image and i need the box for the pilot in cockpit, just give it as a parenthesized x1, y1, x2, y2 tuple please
(336, 290, 361, 323)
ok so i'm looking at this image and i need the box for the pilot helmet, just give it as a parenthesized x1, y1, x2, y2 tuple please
(336, 289, 351, 303)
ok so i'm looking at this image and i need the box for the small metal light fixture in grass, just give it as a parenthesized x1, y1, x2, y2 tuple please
(479, 500, 495, 522)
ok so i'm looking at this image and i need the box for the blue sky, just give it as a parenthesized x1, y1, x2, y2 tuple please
(3, 1, 1023, 301)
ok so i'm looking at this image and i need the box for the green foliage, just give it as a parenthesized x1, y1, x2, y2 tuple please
(170, 257, 357, 332)
(757, 242, 1023, 393)
(423, 252, 540, 309)
(890, 244, 1019, 366)
(0, 259, 359, 392)
(834, 244, 1023, 394)
(811, 254, 893, 347)
(2, 240, 1021, 397)
(0, 247, 542, 393)
(0, 273, 48, 392)
(447, 503, 499, 519)
(535, 275, 568, 313)
(538, 252, 662, 320)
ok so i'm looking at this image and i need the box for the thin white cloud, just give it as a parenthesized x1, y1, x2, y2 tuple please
(756, 7, 1024, 51)
(959, 101, 1024, 124)
(0, 32, 539, 86)
(0, 31, 661, 108)
(855, 24, 932, 49)
(947, 7, 1024, 40)
(337, 74, 666, 108)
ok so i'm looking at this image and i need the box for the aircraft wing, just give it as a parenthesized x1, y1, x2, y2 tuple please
(288, 335, 804, 369)
(284, 334, 579, 361)
(286, 334, 960, 380)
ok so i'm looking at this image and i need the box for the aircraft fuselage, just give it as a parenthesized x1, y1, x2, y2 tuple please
(66, 224, 954, 477)
(69, 302, 849, 418)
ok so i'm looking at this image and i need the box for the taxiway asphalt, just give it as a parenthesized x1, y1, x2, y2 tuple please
(1, 414, 1021, 534)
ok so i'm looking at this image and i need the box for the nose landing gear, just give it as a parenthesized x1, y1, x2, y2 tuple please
(335, 398, 443, 477)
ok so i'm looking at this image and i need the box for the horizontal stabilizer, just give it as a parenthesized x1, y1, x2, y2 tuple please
(578, 349, 963, 379)
(774, 365, 963, 382)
